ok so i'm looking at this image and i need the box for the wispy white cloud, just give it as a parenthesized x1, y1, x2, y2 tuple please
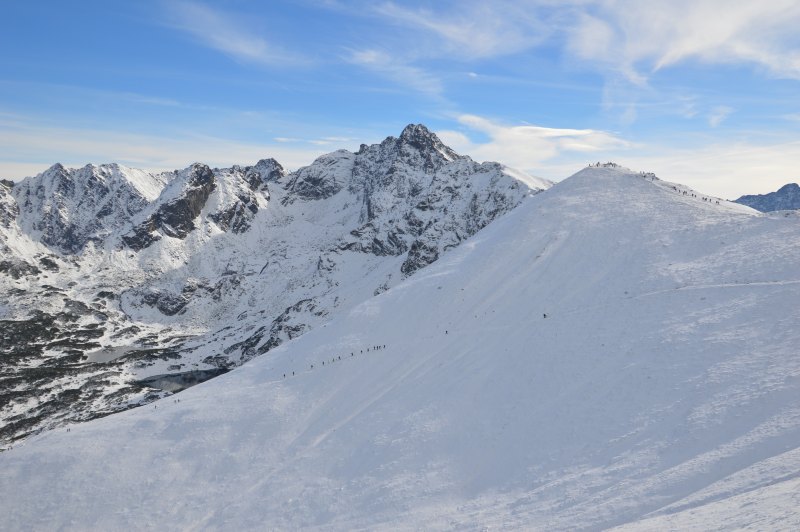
(708, 106, 733, 127)
(436, 114, 631, 171)
(341, 1, 561, 98)
(163, 1, 308, 67)
(373, 1, 551, 60)
(566, 0, 800, 83)
(346, 49, 444, 96)
(369, 0, 800, 83)
(355, 0, 800, 109)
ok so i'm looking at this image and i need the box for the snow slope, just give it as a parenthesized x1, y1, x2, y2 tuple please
(1, 166, 799, 530)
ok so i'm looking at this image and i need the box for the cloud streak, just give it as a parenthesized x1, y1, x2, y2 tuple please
(708, 106, 733, 127)
(361, 0, 800, 101)
(373, 1, 551, 60)
(566, 0, 800, 83)
(346, 49, 444, 97)
(437, 114, 631, 172)
(163, 1, 308, 67)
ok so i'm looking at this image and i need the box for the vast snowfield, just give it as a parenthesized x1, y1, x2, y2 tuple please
(1, 166, 799, 529)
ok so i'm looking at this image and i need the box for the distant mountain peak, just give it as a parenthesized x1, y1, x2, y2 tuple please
(735, 182, 800, 212)
(399, 123, 434, 140)
(248, 158, 285, 185)
(397, 123, 460, 162)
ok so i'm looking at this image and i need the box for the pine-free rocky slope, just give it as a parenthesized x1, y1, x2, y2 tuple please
(1, 164, 798, 529)
(0, 125, 548, 445)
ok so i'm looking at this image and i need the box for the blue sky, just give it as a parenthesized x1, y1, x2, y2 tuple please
(2, 0, 800, 197)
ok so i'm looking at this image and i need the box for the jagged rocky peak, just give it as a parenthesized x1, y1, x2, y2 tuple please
(355, 124, 462, 186)
(245, 158, 285, 188)
(12, 162, 165, 254)
(284, 124, 461, 204)
(335, 124, 548, 275)
(122, 163, 216, 250)
(397, 123, 460, 166)
(207, 162, 274, 234)
(179, 162, 215, 192)
(735, 182, 800, 212)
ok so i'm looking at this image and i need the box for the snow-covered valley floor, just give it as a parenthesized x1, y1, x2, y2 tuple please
(1, 166, 799, 530)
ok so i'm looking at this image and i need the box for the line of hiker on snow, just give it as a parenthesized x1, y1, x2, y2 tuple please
(285, 344, 388, 378)
(670, 185, 720, 204)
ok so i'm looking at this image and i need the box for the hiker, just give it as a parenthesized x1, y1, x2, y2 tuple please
(543, 313, 547, 318)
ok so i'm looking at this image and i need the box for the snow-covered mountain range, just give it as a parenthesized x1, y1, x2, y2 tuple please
(2, 163, 798, 529)
(735, 182, 800, 212)
(0, 124, 549, 444)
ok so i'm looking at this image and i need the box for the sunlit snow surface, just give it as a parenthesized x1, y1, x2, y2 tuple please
(1, 166, 799, 530)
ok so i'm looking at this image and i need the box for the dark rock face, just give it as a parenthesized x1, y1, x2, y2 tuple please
(215, 298, 327, 366)
(735, 183, 800, 212)
(123, 164, 216, 250)
(209, 196, 259, 233)
(39, 256, 60, 272)
(141, 291, 190, 316)
(283, 151, 353, 203)
(401, 239, 439, 276)
(0, 182, 18, 229)
(0, 259, 40, 279)
(121, 223, 161, 250)
(246, 158, 285, 188)
(206, 162, 277, 234)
